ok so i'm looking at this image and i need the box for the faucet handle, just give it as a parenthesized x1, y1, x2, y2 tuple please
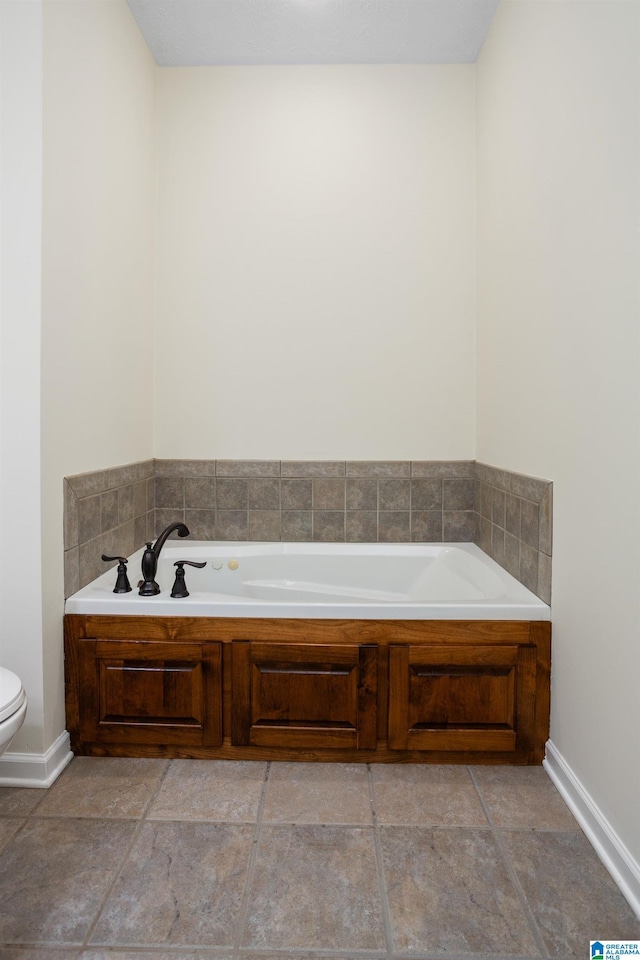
(101, 555, 132, 594)
(170, 560, 207, 599)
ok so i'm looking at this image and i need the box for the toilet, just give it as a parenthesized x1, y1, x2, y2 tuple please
(0, 667, 27, 755)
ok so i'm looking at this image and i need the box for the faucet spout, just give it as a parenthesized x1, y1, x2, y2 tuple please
(139, 522, 190, 596)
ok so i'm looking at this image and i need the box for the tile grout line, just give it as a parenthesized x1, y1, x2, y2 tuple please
(467, 766, 550, 960)
(232, 760, 271, 958)
(367, 764, 395, 959)
(79, 759, 174, 950)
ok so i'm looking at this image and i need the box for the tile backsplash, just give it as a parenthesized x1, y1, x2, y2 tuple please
(64, 459, 552, 604)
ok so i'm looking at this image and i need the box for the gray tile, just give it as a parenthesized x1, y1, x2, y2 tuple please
(248, 479, 280, 510)
(146, 477, 155, 511)
(521, 499, 540, 549)
(281, 479, 312, 510)
(442, 477, 475, 510)
(505, 492, 521, 537)
(539, 485, 553, 555)
(281, 511, 312, 541)
(0, 819, 24, 857)
(282, 461, 345, 478)
(134, 513, 147, 549)
(371, 765, 488, 827)
(504, 531, 520, 578)
(346, 512, 378, 542)
(478, 481, 492, 519)
(411, 478, 442, 511)
(472, 766, 578, 830)
(154, 508, 185, 537)
(443, 510, 475, 541)
(312, 511, 345, 542)
(91, 822, 253, 946)
(380, 826, 538, 955)
(132, 479, 148, 517)
(184, 510, 218, 540)
(491, 487, 506, 528)
(346, 478, 377, 511)
(476, 462, 512, 491)
(312, 478, 345, 510)
(216, 460, 280, 478)
(108, 463, 139, 489)
(378, 512, 410, 542)
(185, 477, 216, 510)
(476, 514, 492, 554)
(411, 460, 475, 478)
(136, 459, 155, 481)
(503, 830, 640, 956)
(148, 760, 266, 822)
(0, 950, 78, 960)
(154, 459, 216, 478)
(118, 484, 134, 524)
(346, 461, 410, 477)
(64, 479, 78, 550)
(0, 787, 44, 817)
(520, 542, 539, 595)
(216, 479, 248, 509)
(155, 477, 184, 510)
(379, 479, 410, 510)
(36, 757, 168, 819)
(79, 953, 226, 960)
(216, 510, 248, 540)
(411, 511, 442, 541)
(248, 511, 281, 541)
(64, 547, 80, 597)
(100, 490, 119, 532)
(263, 763, 372, 824)
(0, 818, 136, 944)
(78, 495, 101, 544)
(510, 473, 550, 502)
(67, 468, 112, 498)
(491, 523, 506, 567)
(538, 551, 552, 605)
(242, 825, 385, 950)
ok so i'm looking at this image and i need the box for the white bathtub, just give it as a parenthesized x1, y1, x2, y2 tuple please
(65, 542, 550, 620)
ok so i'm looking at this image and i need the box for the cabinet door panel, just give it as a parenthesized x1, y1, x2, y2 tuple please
(232, 641, 377, 750)
(388, 643, 534, 753)
(79, 639, 222, 747)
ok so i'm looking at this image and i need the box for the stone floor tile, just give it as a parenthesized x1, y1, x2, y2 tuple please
(242, 825, 386, 950)
(262, 762, 373, 824)
(147, 760, 266, 822)
(90, 821, 254, 946)
(0, 787, 44, 817)
(0, 951, 79, 960)
(472, 765, 579, 829)
(380, 825, 539, 955)
(0, 819, 24, 855)
(80, 954, 232, 960)
(0, 818, 136, 944)
(502, 830, 640, 957)
(35, 757, 168, 819)
(371, 764, 488, 826)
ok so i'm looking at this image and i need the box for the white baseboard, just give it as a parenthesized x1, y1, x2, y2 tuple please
(0, 730, 73, 788)
(544, 739, 640, 919)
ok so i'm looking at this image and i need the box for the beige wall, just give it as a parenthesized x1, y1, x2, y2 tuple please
(154, 66, 476, 460)
(39, 0, 156, 747)
(476, 1, 640, 865)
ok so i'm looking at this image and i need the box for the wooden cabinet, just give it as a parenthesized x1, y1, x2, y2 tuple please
(64, 616, 550, 763)
(231, 641, 377, 750)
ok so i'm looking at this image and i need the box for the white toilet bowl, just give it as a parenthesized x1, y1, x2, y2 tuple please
(0, 667, 27, 755)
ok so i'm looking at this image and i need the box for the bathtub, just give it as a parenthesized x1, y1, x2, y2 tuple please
(65, 542, 550, 620)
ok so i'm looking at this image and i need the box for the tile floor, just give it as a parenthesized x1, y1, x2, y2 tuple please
(0, 758, 637, 959)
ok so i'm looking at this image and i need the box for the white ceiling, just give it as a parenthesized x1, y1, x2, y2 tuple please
(127, 0, 499, 66)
